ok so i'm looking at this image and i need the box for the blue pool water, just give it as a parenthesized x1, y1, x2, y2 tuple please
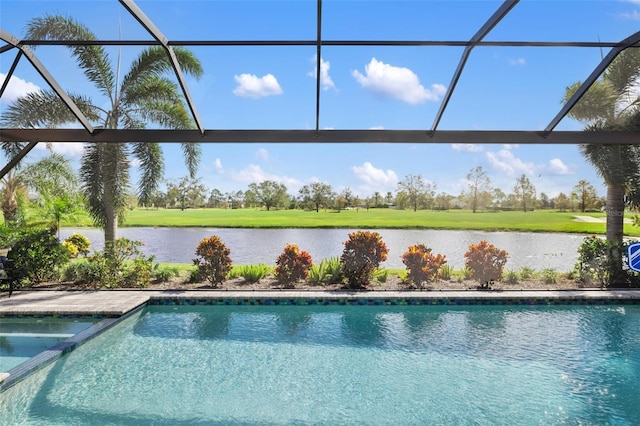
(1, 304, 640, 425)
(0, 317, 98, 372)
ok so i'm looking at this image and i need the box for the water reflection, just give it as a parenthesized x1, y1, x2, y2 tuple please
(60, 227, 587, 270)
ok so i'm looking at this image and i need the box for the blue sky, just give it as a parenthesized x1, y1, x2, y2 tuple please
(2, 0, 640, 199)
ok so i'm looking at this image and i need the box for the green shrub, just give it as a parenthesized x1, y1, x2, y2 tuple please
(274, 244, 313, 288)
(64, 233, 91, 257)
(464, 240, 509, 288)
(62, 259, 101, 284)
(503, 269, 519, 284)
(86, 238, 155, 288)
(439, 264, 453, 280)
(8, 228, 70, 287)
(462, 268, 472, 279)
(323, 257, 343, 283)
(575, 235, 610, 286)
(233, 264, 271, 283)
(372, 267, 389, 283)
(308, 263, 328, 285)
(540, 268, 558, 284)
(187, 267, 202, 283)
(519, 266, 535, 280)
(401, 244, 447, 288)
(340, 231, 389, 288)
(193, 235, 233, 286)
(153, 265, 180, 283)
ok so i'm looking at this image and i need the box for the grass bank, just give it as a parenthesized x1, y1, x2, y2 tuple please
(106, 207, 640, 236)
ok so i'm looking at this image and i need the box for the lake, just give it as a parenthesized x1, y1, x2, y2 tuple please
(59, 227, 588, 271)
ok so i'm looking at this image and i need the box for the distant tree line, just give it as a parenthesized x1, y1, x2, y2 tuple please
(136, 168, 605, 213)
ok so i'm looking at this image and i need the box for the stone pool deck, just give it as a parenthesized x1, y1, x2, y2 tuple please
(2, 289, 640, 316)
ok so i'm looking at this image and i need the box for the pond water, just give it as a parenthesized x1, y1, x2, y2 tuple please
(59, 227, 587, 271)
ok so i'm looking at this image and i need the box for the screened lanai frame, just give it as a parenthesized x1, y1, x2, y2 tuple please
(0, 0, 639, 179)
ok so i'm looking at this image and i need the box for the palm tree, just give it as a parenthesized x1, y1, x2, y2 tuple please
(0, 151, 78, 226)
(1, 14, 202, 244)
(564, 49, 640, 282)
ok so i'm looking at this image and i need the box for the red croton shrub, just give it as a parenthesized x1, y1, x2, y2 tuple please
(193, 235, 233, 286)
(275, 244, 313, 288)
(340, 231, 389, 288)
(401, 244, 447, 288)
(464, 240, 509, 288)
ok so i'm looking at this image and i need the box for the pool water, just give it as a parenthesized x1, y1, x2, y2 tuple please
(1, 304, 640, 425)
(0, 317, 98, 372)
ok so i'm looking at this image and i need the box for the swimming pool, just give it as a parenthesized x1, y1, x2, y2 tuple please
(0, 317, 99, 372)
(1, 303, 639, 424)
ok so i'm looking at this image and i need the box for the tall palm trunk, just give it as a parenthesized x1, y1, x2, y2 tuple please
(605, 184, 626, 283)
(103, 187, 117, 243)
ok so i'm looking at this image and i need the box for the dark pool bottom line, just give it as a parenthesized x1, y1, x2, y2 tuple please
(2, 292, 640, 393)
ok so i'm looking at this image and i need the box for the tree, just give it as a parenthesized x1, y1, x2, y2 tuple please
(466, 166, 491, 213)
(564, 49, 640, 282)
(298, 182, 333, 212)
(397, 174, 427, 212)
(0, 152, 79, 226)
(384, 191, 394, 207)
(572, 180, 599, 212)
(247, 180, 288, 211)
(373, 192, 382, 208)
(207, 188, 225, 208)
(492, 188, 506, 209)
(340, 188, 354, 209)
(513, 174, 536, 212)
(1, 15, 203, 245)
(554, 192, 571, 211)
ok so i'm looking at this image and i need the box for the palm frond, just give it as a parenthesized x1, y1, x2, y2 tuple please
(136, 101, 193, 129)
(131, 142, 164, 205)
(181, 143, 201, 179)
(0, 90, 101, 128)
(564, 81, 617, 125)
(120, 46, 203, 97)
(122, 76, 184, 108)
(79, 144, 105, 227)
(80, 143, 130, 227)
(26, 15, 115, 100)
(603, 48, 640, 98)
(579, 144, 638, 187)
(21, 153, 79, 199)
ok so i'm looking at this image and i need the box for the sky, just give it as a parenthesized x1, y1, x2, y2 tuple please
(1, 0, 640, 199)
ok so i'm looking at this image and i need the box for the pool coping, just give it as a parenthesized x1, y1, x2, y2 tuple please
(2, 289, 640, 316)
(2, 289, 640, 392)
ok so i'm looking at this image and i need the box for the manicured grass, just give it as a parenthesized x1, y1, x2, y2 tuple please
(117, 207, 640, 236)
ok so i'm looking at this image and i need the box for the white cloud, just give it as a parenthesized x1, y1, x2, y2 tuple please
(351, 58, 446, 104)
(545, 158, 573, 175)
(214, 158, 224, 174)
(502, 144, 520, 150)
(232, 73, 283, 98)
(369, 126, 384, 130)
(255, 148, 269, 161)
(351, 162, 398, 187)
(618, 10, 640, 20)
(234, 164, 302, 190)
(0, 73, 40, 102)
(508, 58, 526, 66)
(485, 149, 536, 177)
(451, 143, 484, 153)
(307, 55, 336, 91)
(34, 142, 84, 157)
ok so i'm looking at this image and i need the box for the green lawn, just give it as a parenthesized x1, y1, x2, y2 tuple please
(96, 207, 640, 236)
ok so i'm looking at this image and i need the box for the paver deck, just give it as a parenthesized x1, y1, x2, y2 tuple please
(1, 289, 640, 315)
